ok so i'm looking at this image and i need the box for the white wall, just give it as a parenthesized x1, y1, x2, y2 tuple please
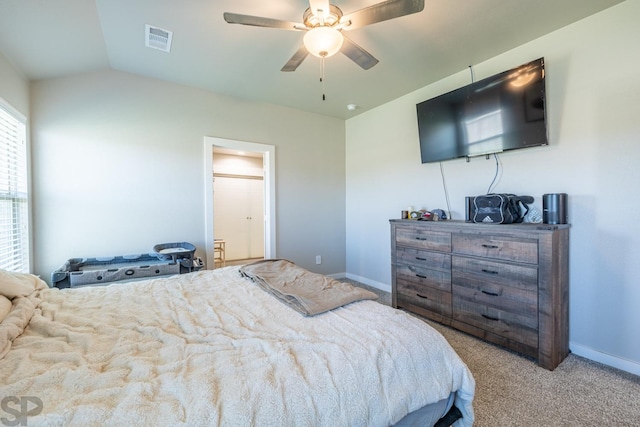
(345, 1, 640, 375)
(0, 51, 29, 115)
(30, 69, 346, 280)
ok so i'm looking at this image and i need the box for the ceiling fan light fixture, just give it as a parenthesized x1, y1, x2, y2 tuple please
(224, 0, 426, 71)
(303, 27, 344, 58)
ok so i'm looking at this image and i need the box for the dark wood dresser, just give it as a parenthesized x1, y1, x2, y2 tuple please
(390, 219, 570, 370)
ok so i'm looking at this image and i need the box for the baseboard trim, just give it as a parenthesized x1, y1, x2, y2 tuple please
(343, 273, 391, 293)
(570, 342, 640, 377)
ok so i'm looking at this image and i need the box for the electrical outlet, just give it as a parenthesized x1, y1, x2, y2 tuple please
(315, 255, 322, 265)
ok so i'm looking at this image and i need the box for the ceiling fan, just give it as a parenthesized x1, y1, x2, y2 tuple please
(223, 0, 425, 72)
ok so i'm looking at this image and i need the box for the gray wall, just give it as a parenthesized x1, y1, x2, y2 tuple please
(29, 69, 346, 279)
(345, 1, 640, 375)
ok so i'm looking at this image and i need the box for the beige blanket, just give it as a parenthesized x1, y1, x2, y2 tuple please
(0, 267, 475, 426)
(239, 259, 378, 316)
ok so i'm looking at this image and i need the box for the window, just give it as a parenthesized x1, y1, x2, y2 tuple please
(463, 109, 504, 156)
(0, 100, 29, 272)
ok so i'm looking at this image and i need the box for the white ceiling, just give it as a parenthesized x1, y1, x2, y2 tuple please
(0, 0, 624, 119)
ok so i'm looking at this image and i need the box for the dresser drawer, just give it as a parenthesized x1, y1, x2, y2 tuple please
(452, 283, 537, 318)
(452, 233, 538, 264)
(396, 260, 451, 292)
(397, 247, 451, 271)
(396, 227, 451, 252)
(397, 280, 452, 318)
(452, 256, 538, 291)
(452, 297, 538, 348)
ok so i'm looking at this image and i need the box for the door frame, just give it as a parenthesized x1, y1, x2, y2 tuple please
(204, 137, 276, 269)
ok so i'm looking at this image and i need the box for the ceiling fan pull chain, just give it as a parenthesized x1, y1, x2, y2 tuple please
(321, 56, 326, 101)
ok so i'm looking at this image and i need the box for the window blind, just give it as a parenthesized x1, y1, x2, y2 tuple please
(0, 103, 29, 272)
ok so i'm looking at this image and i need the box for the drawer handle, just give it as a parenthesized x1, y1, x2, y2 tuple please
(415, 257, 427, 261)
(481, 290, 500, 297)
(481, 269, 499, 275)
(415, 237, 427, 241)
(415, 274, 427, 279)
(482, 314, 500, 321)
(416, 293, 429, 300)
(481, 244, 499, 249)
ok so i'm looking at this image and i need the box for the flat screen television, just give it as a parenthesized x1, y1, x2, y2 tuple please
(417, 58, 548, 164)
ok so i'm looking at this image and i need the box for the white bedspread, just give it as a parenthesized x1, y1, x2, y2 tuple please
(0, 267, 474, 426)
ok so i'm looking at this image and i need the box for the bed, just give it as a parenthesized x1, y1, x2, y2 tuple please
(0, 261, 474, 426)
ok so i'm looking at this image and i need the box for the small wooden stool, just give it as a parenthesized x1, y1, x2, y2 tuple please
(214, 239, 226, 268)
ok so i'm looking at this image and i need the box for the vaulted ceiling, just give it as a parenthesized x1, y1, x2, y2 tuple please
(0, 0, 624, 119)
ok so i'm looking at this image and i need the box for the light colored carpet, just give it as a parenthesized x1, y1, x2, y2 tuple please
(351, 282, 640, 426)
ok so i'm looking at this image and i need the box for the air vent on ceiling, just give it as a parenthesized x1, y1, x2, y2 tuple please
(145, 24, 173, 52)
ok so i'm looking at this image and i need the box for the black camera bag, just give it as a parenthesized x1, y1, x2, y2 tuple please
(472, 194, 531, 224)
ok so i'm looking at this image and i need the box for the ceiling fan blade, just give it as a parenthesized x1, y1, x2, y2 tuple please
(341, 36, 379, 70)
(308, 0, 331, 19)
(340, 0, 425, 30)
(224, 12, 302, 30)
(281, 46, 309, 72)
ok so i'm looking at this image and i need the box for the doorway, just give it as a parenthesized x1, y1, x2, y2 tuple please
(203, 137, 276, 270)
(212, 153, 264, 263)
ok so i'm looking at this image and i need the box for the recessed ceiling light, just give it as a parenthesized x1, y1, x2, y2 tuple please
(347, 104, 358, 111)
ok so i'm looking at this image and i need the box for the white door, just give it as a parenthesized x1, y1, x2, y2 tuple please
(247, 178, 265, 258)
(213, 176, 264, 261)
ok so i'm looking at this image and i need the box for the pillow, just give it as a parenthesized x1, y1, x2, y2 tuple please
(0, 269, 47, 299)
(0, 295, 11, 322)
